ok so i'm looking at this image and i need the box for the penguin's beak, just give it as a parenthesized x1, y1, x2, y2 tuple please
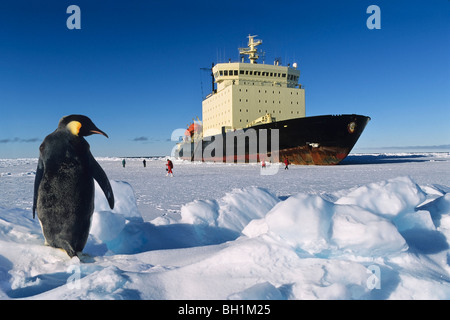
(90, 129, 109, 138)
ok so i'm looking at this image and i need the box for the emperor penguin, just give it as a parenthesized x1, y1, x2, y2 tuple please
(33, 115, 115, 258)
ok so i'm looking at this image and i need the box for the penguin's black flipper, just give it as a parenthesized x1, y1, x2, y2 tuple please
(89, 153, 114, 210)
(33, 157, 44, 219)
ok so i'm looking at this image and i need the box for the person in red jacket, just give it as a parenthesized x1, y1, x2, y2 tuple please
(284, 158, 289, 170)
(166, 159, 174, 177)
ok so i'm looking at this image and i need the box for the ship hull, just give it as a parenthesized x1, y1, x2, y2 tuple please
(176, 114, 370, 165)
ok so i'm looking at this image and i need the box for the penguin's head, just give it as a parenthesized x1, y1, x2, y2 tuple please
(58, 115, 109, 138)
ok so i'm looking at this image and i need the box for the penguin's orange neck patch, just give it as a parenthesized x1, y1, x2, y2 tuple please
(67, 121, 82, 136)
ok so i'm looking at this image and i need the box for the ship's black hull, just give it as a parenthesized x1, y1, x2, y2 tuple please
(176, 114, 370, 165)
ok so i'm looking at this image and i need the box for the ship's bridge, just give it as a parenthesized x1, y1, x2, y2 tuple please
(212, 63, 301, 92)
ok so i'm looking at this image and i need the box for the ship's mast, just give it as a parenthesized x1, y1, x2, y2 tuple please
(239, 35, 262, 64)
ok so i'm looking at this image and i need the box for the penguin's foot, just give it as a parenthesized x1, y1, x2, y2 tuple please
(76, 252, 95, 263)
(58, 240, 77, 258)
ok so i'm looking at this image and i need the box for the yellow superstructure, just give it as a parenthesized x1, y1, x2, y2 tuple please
(202, 35, 305, 137)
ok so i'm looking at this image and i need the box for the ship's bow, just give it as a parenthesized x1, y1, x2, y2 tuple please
(279, 114, 370, 165)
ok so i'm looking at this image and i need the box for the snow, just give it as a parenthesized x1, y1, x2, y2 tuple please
(0, 153, 449, 300)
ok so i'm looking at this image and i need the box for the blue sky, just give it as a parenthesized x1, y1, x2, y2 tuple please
(1, 0, 449, 158)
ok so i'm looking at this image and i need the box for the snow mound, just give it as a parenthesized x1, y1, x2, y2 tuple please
(243, 182, 410, 257)
(90, 180, 142, 245)
(242, 176, 449, 259)
(331, 205, 407, 256)
(90, 211, 126, 242)
(263, 193, 334, 255)
(335, 176, 427, 217)
(180, 186, 279, 233)
(91, 181, 243, 254)
(94, 180, 142, 221)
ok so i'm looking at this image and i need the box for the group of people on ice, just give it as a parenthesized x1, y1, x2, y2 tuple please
(260, 158, 289, 170)
(121, 158, 174, 177)
(122, 157, 289, 175)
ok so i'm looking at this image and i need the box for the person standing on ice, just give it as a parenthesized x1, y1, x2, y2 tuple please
(143, 159, 146, 168)
(122, 159, 126, 168)
(166, 159, 174, 177)
(284, 158, 289, 170)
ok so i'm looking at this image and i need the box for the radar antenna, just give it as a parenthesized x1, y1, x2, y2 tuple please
(238, 35, 263, 64)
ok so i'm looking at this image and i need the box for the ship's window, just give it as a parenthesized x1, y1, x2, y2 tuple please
(220, 71, 223, 76)
(282, 73, 286, 77)
(240, 70, 244, 75)
(278, 73, 281, 77)
(234, 70, 238, 76)
(262, 72, 265, 76)
(270, 73, 273, 77)
(224, 70, 228, 76)
(245, 71, 249, 75)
